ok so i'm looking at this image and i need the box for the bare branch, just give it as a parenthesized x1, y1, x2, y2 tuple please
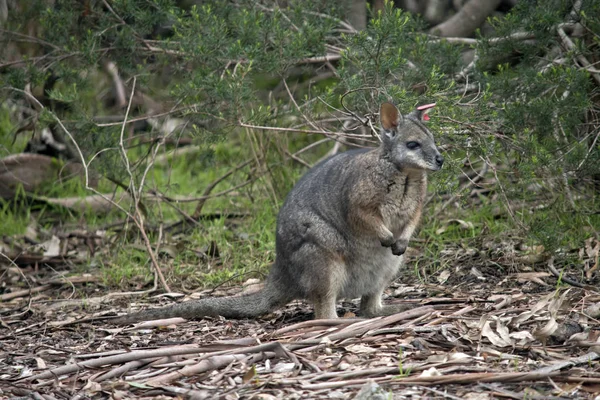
(192, 160, 253, 218)
(557, 25, 600, 86)
(430, 0, 502, 38)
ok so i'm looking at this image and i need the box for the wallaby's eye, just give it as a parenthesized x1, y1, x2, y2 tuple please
(406, 141, 420, 150)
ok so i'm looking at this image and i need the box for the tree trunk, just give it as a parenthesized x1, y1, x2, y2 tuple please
(347, 0, 366, 31)
(372, 0, 385, 16)
(424, 0, 448, 24)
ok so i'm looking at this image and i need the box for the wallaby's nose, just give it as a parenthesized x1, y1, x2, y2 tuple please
(435, 155, 444, 167)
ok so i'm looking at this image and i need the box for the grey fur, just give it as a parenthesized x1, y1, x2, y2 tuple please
(113, 103, 443, 324)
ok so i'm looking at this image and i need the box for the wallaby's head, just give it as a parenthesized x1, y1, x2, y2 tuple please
(379, 102, 444, 172)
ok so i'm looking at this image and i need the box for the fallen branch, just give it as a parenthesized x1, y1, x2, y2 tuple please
(0, 285, 52, 302)
(547, 257, 599, 292)
(24, 345, 205, 381)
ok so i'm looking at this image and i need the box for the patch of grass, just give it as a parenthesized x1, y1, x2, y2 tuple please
(91, 142, 282, 291)
(524, 200, 599, 252)
(101, 246, 154, 288)
(416, 201, 513, 279)
(396, 348, 412, 377)
(183, 197, 278, 288)
(0, 198, 30, 236)
(0, 105, 25, 156)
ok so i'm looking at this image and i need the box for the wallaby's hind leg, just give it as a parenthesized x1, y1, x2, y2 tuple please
(309, 260, 343, 319)
(313, 295, 338, 319)
(296, 253, 344, 319)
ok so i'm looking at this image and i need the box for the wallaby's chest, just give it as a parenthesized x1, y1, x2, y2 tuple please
(380, 173, 426, 233)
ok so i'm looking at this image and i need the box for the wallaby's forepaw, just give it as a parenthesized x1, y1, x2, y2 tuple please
(380, 233, 395, 248)
(391, 240, 408, 256)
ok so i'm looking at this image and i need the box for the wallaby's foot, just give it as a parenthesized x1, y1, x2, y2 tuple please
(377, 303, 411, 316)
(360, 303, 411, 318)
(391, 239, 408, 256)
(360, 293, 411, 317)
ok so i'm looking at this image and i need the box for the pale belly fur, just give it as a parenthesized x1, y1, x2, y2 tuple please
(338, 238, 403, 299)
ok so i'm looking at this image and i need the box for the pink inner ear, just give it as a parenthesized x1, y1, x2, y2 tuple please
(422, 114, 430, 121)
(417, 103, 436, 111)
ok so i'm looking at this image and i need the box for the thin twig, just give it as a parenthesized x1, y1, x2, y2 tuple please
(191, 160, 253, 218)
(547, 257, 599, 292)
(557, 25, 600, 85)
(120, 77, 170, 293)
(550, 94, 577, 210)
(237, 121, 376, 143)
(430, 162, 488, 215)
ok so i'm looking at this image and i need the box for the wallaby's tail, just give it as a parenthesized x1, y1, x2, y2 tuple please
(112, 284, 291, 324)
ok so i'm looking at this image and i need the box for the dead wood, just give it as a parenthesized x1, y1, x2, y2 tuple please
(430, 0, 502, 37)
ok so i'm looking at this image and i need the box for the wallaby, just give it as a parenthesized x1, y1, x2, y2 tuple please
(113, 102, 444, 324)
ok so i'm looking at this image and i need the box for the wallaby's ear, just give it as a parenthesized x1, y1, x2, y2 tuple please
(413, 103, 436, 122)
(380, 102, 402, 131)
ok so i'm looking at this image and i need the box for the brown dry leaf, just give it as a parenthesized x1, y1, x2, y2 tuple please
(435, 219, 475, 235)
(481, 320, 513, 348)
(463, 393, 492, 400)
(35, 358, 47, 369)
(82, 380, 102, 394)
(40, 235, 61, 257)
(511, 291, 554, 326)
(447, 352, 472, 362)
(493, 317, 513, 345)
(426, 353, 451, 363)
(271, 362, 296, 374)
(548, 289, 571, 317)
(566, 331, 589, 345)
(437, 270, 451, 284)
(585, 237, 599, 259)
(345, 344, 378, 354)
(516, 272, 550, 286)
(242, 365, 257, 383)
(489, 294, 513, 310)
(252, 395, 279, 400)
(126, 318, 188, 330)
(479, 346, 521, 360)
(509, 330, 535, 346)
(533, 317, 558, 342)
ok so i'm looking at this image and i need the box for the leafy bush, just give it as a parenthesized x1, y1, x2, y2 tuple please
(1, 0, 598, 269)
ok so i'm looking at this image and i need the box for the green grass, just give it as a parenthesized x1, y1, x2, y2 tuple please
(0, 197, 31, 236)
(89, 137, 285, 290)
(97, 194, 278, 290)
(101, 246, 154, 287)
(416, 199, 515, 279)
(1, 101, 288, 291)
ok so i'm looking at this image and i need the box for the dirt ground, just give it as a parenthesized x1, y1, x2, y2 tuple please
(1, 234, 599, 399)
